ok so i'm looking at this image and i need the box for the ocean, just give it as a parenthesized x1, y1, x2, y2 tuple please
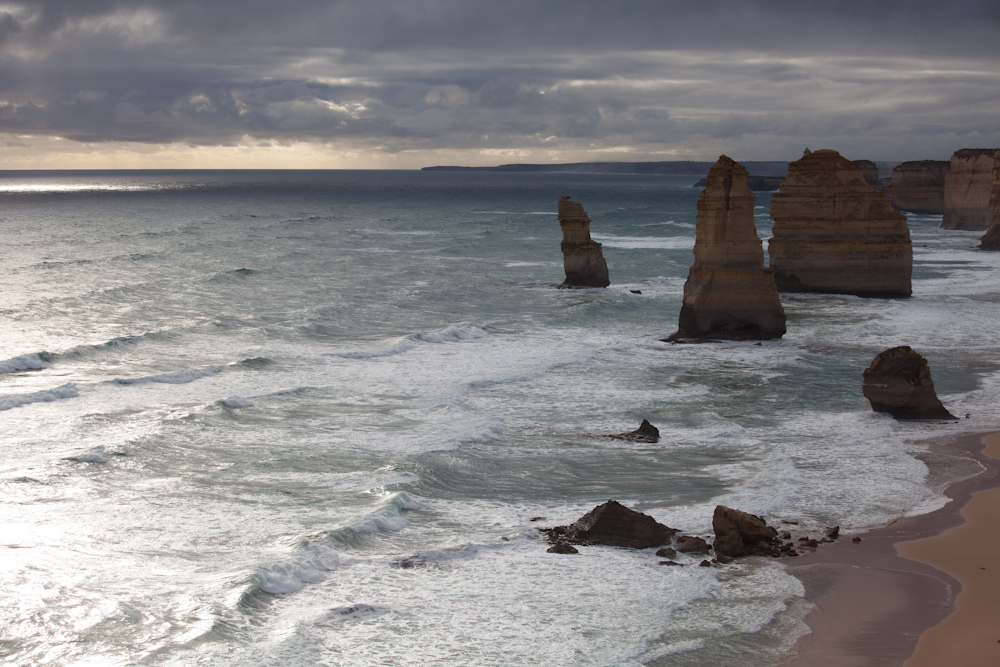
(1, 169, 998, 666)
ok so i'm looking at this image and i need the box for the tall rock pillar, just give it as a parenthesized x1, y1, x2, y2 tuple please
(768, 149, 912, 298)
(558, 196, 610, 288)
(942, 148, 1000, 230)
(978, 158, 1000, 250)
(668, 156, 786, 341)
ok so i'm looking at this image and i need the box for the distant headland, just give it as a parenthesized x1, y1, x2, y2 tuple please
(421, 160, 793, 177)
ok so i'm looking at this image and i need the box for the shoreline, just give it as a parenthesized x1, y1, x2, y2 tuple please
(778, 430, 1000, 667)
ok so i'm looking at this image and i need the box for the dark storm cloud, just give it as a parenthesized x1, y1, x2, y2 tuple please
(0, 1, 998, 159)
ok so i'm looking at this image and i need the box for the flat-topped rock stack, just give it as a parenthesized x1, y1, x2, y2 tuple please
(768, 149, 912, 298)
(977, 159, 1000, 250)
(669, 155, 786, 341)
(942, 148, 1000, 230)
(888, 160, 950, 215)
(557, 196, 610, 288)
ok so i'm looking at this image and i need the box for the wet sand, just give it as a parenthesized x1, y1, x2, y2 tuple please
(779, 431, 1000, 667)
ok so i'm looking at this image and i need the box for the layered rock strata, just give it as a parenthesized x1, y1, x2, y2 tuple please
(852, 160, 883, 192)
(888, 160, 949, 214)
(977, 158, 1000, 250)
(669, 155, 786, 341)
(942, 148, 1000, 230)
(768, 149, 912, 298)
(557, 196, 609, 287)
(862, 346, 956, 420)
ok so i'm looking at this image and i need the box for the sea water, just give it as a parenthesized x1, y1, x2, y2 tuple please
(1, 170, 998, 666)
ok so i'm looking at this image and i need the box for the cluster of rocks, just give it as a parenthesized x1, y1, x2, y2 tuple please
(541, 501, 843, 564)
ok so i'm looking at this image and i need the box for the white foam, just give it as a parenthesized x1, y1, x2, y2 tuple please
(591, 233, 693, 249)
(0, 354, 46, 374)
(63, 446, 107, 464)
(114, 366, 221, 385)
(328, 339, 416, 359)
(222, 396, 254, 408)
(417, 325, 487, 343)
(0, 383, 79, 411)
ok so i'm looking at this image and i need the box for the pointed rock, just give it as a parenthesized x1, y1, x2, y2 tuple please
(862, 346, 956, 420)
(669, 155, 785, 341)
(557, 196, 609, 288)
(544, 500, 677, 549)
(768, 149, 912, 298)
(943, 148, 1000, 231)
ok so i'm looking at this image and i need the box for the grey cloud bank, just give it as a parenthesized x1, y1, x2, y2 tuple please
(1, 1, 998, 167)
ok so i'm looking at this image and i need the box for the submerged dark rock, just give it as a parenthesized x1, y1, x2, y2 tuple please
(542, 500, 677, 549)
(676, 535, 711, 555)
(606, 419, 660, 443)
(547, 542, 579, 554)
(861, 346, 956, 420)
(712, 505, 779, 558)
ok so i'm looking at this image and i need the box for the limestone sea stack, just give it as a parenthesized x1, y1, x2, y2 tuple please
(557, 196, 609, 288)
(768, 149, 912, 298)
(852, 160, 883, 192)
(977, 158, 1000, 250)
(668, 155, 786, 341)
(887, 160, 949, 215)
(861, 346, 956, 420)
(942, 148, 1000, 230)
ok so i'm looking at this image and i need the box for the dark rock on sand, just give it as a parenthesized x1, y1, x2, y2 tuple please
(712, 505, 779, 558)
(862, 346, 957, 420)
(606, 419, 660, 443)
(676, 535, 711, 555)
(542, 499, 677, 549)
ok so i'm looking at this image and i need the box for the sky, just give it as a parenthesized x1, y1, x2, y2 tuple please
(1, 0, 998, 169)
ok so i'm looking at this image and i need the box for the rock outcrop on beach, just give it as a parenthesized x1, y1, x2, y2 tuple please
(862, 346, 956, 420)
(557, 196, 610, 288)
(887, 160, 949, 215)
(768, 149, 912, 298)
(543, 500, 677, 549)
(977, 159, 1000, 250)
(712, 505, 779, 558)
(942, 148, 1000, 230)
(606, 420, 660, 443)
(668, 155, 786, 341)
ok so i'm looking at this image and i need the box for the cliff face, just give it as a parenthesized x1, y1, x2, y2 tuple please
(942, 148, 1000, 230)
(768, 149, 912, 298)
(978, 159, 1000, 250)
(888, 160, 949, 214)
(852, 160, 883, 192)
(557, 197, 610, 288)
(668, 155, 786, 341)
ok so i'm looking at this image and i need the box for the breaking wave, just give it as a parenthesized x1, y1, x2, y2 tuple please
(0, 383, 79, 411)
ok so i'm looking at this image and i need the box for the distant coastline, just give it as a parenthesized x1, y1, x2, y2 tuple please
(421, 160, 792, 177)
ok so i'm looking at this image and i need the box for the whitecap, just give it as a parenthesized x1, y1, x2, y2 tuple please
(113, 366, 221, 385)
(222, 396, 254, 408)
(591, 233, 693, 250)
(0, 383, 78, 411)
(417, 325, 487, 343)
(0, 354, 46, 374)
(63, 446, 107, 464)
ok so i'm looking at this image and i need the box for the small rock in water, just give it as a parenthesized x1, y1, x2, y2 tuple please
(630, 289, 642, 294)
(659, 560, 682, 566)
(676, 535, 711, 555)
(541, 499, 677, 549)
(655, 547, 677, 559)
(606, 420, 660, 443)
(826, 526, 840, 539)
(547, 542, 579, 554)
(699, 560, 713, 567)
(853, 537, 862, 543)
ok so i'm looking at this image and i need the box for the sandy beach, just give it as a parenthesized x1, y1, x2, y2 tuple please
(780, 430, 1000, 667)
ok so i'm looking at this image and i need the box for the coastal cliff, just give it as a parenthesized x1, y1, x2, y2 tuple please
(888, 160, 949, 215)
(768, 149, 912, 298)
(853, 160, 883, 192)
(557, 197, 610, 288)
(942, 148, 1000, 230)
(668, 156, 786, 341)
(978, 158, 1000, 250)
